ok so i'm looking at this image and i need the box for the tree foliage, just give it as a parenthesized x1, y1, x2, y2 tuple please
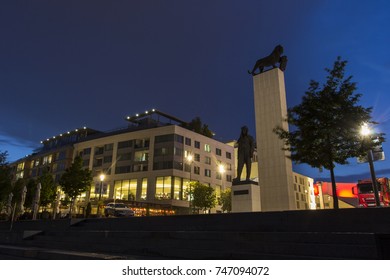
(59, 156, 93, 202)
(184, 117, 214, 138)
(12, 178, 26, 215)
(12, 178, 25, 204)
(274, 57, 385, 209)
(0, 151, 8, 166)
(219, 188, 232, 213)
(39, 168, 56, 207)
(190, 181, 216, 213)
(25, 179, 37, 210)
(0, 151, 12, 207)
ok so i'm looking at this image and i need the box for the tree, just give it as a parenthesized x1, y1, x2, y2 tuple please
(59, 156, 93, 216)
(191, 182, 216, 213)
(185, 117, 214, 138)
(219, 188, 232, 213)
(0, 151, 12, 209)
(11, 178, 26, 216)
(85, 202, 92, 218)
(39, 168, 56, 209)
(0, 151, 8, 166)
(274, 57, 384, 209)
(25, 179, 37, 210)
(12, 178, 25, 204)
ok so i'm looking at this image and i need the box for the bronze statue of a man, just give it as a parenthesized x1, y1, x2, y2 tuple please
(235, 126, 255, 182)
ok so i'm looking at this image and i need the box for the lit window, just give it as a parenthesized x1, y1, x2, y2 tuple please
(134, 151, 148, 162)
(17, 162, 25, 171)
(141, 178, 147, 200)
(155, 176, 172, 200)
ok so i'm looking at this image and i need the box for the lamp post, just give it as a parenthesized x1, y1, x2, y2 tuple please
(361, 123, 381, 207)
(98, 174, 105, 216)
(218, 164, 225, 190)
(185, 153, 193, 214)
(98, 174, 105, 200)
(218, 164, 225, 207)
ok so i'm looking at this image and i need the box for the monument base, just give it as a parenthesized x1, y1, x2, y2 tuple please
(231, 183, 261, 213)
(253, 68, 296, 211)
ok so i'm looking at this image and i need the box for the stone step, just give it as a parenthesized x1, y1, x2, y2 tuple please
(105, 209, 390, 232)
(3, 208, 390, 233)
(35, 229, 379, 246)
(0, 244, 126, 260)
(3, 208, 390, 259)
(20, 230, 380, 259)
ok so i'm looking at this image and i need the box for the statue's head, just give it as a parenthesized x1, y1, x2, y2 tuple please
(241, 126, 248, 136)
(274, 45, 284, 55)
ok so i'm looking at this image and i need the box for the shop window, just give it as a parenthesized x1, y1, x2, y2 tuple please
(155, 176, 172, 200)
(141, 178, 147, 200)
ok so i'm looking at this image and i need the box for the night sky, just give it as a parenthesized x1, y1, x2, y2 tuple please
(1, 0, 389, 182)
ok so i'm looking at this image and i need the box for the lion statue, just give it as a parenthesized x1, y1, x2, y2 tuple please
(248, 45, 287, 75)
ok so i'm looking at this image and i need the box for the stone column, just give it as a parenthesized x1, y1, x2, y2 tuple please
(253, 68, 296, 211)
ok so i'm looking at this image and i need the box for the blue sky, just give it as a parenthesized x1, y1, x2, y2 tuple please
(1, 0, 389, 182)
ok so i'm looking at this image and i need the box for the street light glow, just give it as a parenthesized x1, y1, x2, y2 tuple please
(360, 123, 381, 207)
(361, 123, 370, 136)
(186, 154, 193, 163)
(99, 174, 105, 182)
(218, 164, 225, 174)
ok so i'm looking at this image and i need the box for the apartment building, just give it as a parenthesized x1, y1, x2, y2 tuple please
(10, 110, 234, 215)
(74, 123, 234, 214)
(11, 127, 100, 183)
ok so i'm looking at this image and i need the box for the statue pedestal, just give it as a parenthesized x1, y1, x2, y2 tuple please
(253, 68, 296, 211)
(231, 182, 261, 212)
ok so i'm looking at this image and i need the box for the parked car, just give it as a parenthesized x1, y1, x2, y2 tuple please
(104, 203, 135, 217)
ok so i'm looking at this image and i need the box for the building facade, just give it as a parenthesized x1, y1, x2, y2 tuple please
(10, 111, 234, 216)
(74, 124, 234, 215)
(292, 173, 315, 210)
(11, 127, 100, 184)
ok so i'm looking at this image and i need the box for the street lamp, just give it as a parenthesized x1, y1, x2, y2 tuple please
(98, 174, 105, 217)
(360, 123, 370, 137)
(98, 173, 105, 201)
(360, 123, 381, 207)
(218, 163, 225, 189)
(218, 164, 225, 204)
(185, 153, 193, 213)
